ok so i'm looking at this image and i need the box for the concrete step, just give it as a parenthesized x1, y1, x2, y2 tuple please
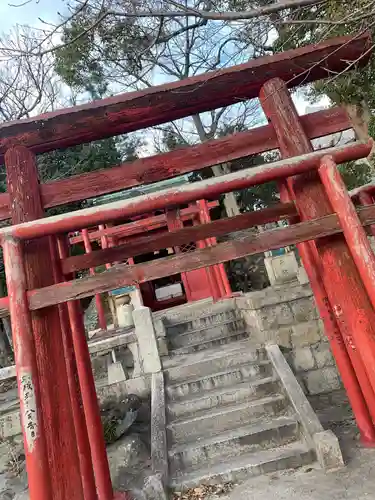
(169, 331, 249, 356)
(169, 440, 315, 489)
(167, 394, 288, 444)
(168, 319, 246, 349)
(163, 341, 267, 382)
(167, 376, 281, 419)
(166, 360, 274, 400)
(169, 416, 300, 472)
(166, 309, 243, 336)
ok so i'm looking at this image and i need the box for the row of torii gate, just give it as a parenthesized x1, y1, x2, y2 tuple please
(1, 31, 375, 500)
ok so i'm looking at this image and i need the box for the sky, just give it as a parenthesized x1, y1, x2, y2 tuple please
(0, 0, 65, 32)
(0, 0, 329, 117)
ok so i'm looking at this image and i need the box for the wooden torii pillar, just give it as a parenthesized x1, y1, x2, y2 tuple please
(260, 79, 375, 444)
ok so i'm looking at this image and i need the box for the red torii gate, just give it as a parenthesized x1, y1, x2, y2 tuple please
(70, 200, 230, 326)
(0, 32, 374, 500)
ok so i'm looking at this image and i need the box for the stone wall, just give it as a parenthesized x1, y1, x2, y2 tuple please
(236, 282, 341, 395)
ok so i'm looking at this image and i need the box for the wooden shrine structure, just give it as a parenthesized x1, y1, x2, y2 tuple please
(69, 199, 230, 325)
(1, 31, 375, 500)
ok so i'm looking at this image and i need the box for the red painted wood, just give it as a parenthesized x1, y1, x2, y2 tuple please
(320, 157, 375, 316)
(62, 203, 297, 274)
(82, 229, 107, 331)
(50, 237, 98, 500)
(57, 236, 114, 500)
(278, 183, 375, 444)
(69, 202, 218, 244)
(25, 207, 375, 310)
(260, 78, 375, 442)
(197, 199, 231, 298)
(0, 107, 349, 222)
(4, 146, 84, 498)
(1, 140, 370, 243)
(0, 34, 368, 159)
(166, 208, 195, 302)
(2, 238, 53, 500)
(0, 206, 375, 318)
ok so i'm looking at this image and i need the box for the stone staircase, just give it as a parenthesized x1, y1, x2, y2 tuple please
(160, 303, 335, 490)
(165, 305, 248, 356)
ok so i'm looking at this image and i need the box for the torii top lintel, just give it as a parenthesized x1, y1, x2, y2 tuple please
(0, 32, 371, 158)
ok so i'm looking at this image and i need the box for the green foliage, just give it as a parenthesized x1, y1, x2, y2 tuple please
(274, 0, 375, 106)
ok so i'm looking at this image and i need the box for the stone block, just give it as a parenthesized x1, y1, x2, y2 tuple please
(151, 372, 168, 485)
(292, 347, 316, 372)
(108, 361, 127, 385)
(313, 430, 344, 471)
(303, 367, 341, 395)
(133, 307, 161, 374)
(290, 297, 319, 323)
(157, 338, 168, 357)
(291, 321, 321, 348)
(258, 304, 294, 330)
(297, 266, 309, 285)
(237, 282, 313, 310)
(0, 411, 21, 439)
(312, 343, 335, 368)
(242, 309, 264, 331)
(251, 326, 292, 348)
(264, 253, 299, 286)
(142, 474, 168, 500)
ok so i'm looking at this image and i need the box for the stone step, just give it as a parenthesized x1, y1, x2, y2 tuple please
(167, 394, 288, 444)
(169, 416, 300, 473)
(169, 440, 315, 489)
(163, 341, 267, 382)
(167, 376, 281, 419)
(166, 361, 274, 400)
(168, 319, 246, 349)
(158, 298, 236, 326)
(166, 309, 242, 336)
(169, 331, 249, 356)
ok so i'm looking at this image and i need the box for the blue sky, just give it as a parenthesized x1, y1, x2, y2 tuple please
(0, 0, 65, 32)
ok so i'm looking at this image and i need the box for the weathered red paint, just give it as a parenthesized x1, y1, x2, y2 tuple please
(2, 237, 53, 499)
(98, 225, 112, 270)
(319, 157, 375, 316)
(52, 236, 98, 500)
(0, 141, 370, 244)
(63, 203, 296, 274)
(5, 145, 84, 499)
(69, 202, 219, 245)
(0, 34, 368, 162)
(57, 236, 114, 500)
(1, 205, 375, 319)
(260, 78, 375, 435)
(82, 228, 107, 331)
(358, 191, 375, 238)
(197, 199, 232, 298)
(23, 206, 375, 311)
(278, 184, 375, 444)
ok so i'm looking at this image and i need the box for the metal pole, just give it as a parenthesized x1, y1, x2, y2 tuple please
(52, 237, 98, 500)
(260, 78, 375, 442)
(82, 228, 107, 331)
(3, 237, 53, 499)
(57, 236, 114, 500)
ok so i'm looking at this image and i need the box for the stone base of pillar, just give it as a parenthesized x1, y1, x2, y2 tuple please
(264, 252, 299, 286)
